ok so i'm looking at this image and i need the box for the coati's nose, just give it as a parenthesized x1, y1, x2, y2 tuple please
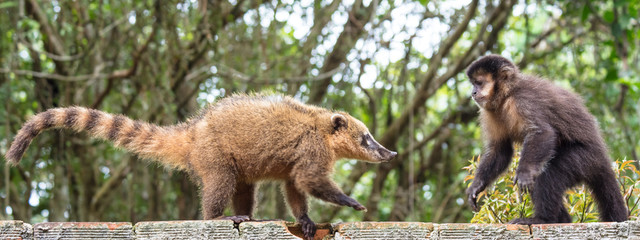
(381, 151, 397, 162)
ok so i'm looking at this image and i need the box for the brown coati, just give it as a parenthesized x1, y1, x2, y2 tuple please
(5, 93, 397, 240)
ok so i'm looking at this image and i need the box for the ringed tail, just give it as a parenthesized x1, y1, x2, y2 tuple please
(4, 107, 192, 169)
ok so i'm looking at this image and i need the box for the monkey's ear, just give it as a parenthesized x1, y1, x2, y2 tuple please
(331, 114, 348, 132)
(497, 65, 517, 81)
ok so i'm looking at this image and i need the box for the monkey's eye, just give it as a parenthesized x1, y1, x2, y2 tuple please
(475, 80, 483, 86)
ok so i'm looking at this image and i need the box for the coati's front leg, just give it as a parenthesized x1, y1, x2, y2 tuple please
(200, 166, 248, 223)
(293, 164, 366, 211)
(284, 180, 315, 240)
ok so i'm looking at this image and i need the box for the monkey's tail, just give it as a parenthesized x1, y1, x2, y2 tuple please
(5, 107, 192, 170)
(588, 169, 629, 222)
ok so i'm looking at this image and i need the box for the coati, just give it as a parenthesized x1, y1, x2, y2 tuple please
(5, 93, 397, 240)
(465, 55, 628, 224)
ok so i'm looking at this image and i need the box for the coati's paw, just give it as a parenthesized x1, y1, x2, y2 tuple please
(219, 215, 251, 224)
(338, 194, 366, 211)
(298, 214, 316, 240)
(509, 217, 546, 225)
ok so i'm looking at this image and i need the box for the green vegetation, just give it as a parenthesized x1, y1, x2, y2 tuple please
(466, 153, 640, 223)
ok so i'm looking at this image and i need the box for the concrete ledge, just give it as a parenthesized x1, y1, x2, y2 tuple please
(333, 222, 433, 239)
(239, 221, 299, 240)
(0, 220, 33, 240)
(629, 221, 640, 240)
(434, 223, 530, 240)
(531, 222, 629, 239)
(33, 222, 132, 239)
(2, 220, 640, 239)
(134, 220, 239, 239)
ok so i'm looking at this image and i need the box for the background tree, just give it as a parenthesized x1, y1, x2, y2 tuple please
(0, 0, 638, 223)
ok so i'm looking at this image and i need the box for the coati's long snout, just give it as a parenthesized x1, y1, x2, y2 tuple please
(362, 133, 397, 162)
(377, 147, 397, 162)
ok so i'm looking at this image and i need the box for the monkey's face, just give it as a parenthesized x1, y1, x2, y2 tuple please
(470, 73, 495, 109)
(329, 113, 397, 163)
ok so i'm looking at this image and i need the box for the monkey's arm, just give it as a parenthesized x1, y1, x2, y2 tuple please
(516, 122, 557, 191)
(467, 139, 514, 211)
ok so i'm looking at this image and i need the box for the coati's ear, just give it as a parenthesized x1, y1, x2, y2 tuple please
(331, 113, 348, 132)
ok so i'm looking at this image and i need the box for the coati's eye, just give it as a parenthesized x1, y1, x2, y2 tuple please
(360, 134, 371, 147)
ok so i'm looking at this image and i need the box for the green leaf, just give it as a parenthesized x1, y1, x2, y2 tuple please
(0, 1, 16, 9)
(603, 10, 615, 23)
(619, 15, 631, 29)
(581, 5, 591, 22)
(605, 68, 619, 82)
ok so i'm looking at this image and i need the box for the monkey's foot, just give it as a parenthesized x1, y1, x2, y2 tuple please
(509, 217, 547, 225)
(298, 214, 316, 240)
(219, 215, 251, 224)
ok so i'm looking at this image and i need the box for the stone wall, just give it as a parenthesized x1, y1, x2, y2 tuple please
(2, 220, 639, 239)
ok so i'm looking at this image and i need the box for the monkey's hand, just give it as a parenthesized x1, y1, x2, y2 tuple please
(338, 194, 367, 211)
(298, 214, 316, 240)
(514, 168, 538, 193)
(466, 183, 484, 211)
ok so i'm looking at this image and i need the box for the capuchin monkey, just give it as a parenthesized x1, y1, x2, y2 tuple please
(465, 55, 628, 224)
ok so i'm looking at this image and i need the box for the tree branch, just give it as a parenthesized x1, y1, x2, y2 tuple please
(308, 0, 378, 104)
(379, 0, 479, 147)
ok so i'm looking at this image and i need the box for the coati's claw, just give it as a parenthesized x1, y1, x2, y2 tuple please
(353, 204, 366, 211)
(220, 215, 251, 224)
(299, 215, 316, 240)
(338, 194, 366, 211)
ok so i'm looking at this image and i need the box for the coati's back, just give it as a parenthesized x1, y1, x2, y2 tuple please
(190, 94, 334, 180)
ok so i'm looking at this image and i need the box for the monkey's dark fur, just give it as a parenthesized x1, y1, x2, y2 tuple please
(465, 55, 628, 224)
(5, 93, 397, 240)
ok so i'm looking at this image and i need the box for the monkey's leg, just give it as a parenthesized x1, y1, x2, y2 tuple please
(510, 162, 572, 224)
(284, 180, 315, 240)
(232, 181, 256, 217)
(292, 164, 365, 211)
(587, 167, 628, 222)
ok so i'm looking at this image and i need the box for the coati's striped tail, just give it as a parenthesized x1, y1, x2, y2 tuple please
(5, 107, 191, 169)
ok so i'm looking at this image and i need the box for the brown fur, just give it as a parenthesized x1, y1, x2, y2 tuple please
(4, 93, 396, 240)
(465, 55, 627, 224)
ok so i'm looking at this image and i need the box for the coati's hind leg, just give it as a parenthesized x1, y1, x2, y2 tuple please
(284, 180, 315, 240)
(232, 181, 256, 217)
(200, 165, 247, 223)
